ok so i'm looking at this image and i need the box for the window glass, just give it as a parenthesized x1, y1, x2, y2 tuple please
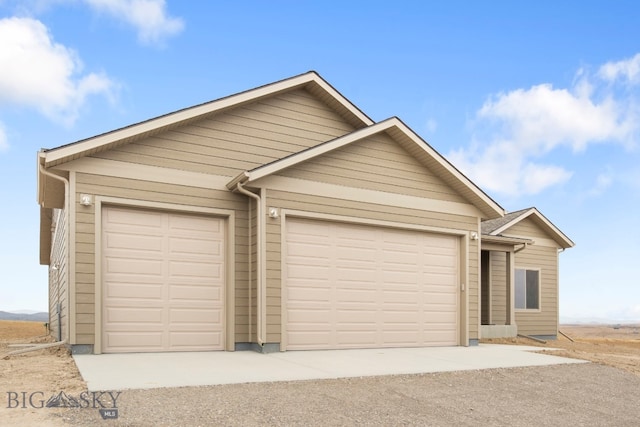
(526, 270, 539, 309)
(515, 269, 526, 309)
(515, 268, 539, 310)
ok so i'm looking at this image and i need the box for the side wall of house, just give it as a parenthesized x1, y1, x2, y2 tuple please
(489, 251, 507, 325)
(48, 208, 69, 342)
(504, 218, 560, 337)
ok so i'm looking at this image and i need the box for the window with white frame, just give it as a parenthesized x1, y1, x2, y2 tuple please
(515, 268, 540, 310)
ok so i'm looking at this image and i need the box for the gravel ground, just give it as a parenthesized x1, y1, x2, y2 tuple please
(55, 363, 640, 426)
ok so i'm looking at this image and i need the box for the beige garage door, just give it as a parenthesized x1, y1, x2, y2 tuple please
(285, 218, 458, 350)
(102, 206, 225, 353)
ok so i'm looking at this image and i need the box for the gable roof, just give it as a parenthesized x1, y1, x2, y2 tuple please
(228, 117, 504, 220)
(39, 71, 374, 168)
(482, 207, 574, 249)
(481, 208, 530, 235)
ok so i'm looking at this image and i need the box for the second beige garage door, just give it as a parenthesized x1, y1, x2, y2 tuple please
(285, 218, 459, 350)
(102, 206, 225, 353)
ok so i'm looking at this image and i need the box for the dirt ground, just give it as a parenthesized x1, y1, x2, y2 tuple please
(482, 324, 640, 377)
(1, 321, 639, 426)
(0, 321, 86, 426)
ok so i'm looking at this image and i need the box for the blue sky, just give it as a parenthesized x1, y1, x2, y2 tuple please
(0, 1, 638, 322)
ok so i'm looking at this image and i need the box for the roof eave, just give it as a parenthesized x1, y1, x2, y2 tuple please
(228, 118, 505, 220)
(491, 208, 575, 249)
(481, 234, 534, 245)
(226, 171, 251, 190)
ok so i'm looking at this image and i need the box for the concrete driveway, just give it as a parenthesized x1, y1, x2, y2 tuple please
(73, 344, 587, 391)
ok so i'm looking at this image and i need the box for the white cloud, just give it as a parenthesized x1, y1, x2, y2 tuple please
(599, 53, 640, 85)
(451, 58, 640, 197)
(449, 140, 573, 196)
(477, 83, 634, 152)
(425, 118, 437, 134)
(82, 0, 184, 45)
(588, 171, 613, 197)
(0, 17, 116, 126)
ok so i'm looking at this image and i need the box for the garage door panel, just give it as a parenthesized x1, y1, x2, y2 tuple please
(103, 275, 163, 288)
(287, 308, 332, 324)
(169, 284, 221, 302)
(105, 233, 163, 253)
(105, 332, 163, 351)
(336, 332, 377, 345)
(169, 308, 222, 323)
(287, 286, 331, 302)
(424, 312, 458, 325)
(335, 266, 377, 281)
(335, 244, 376, 259)
(380, 331, 421, 343)
(105, 257, 164, 276)
(105, 307, 164, 324)
(335, 309, 377, 323)
(288, 238, 331, 252)
(424, 292, 458, 305)
(169, 332, 222, 348)
(169, 260, 221, 279)
(285, 217, 458, 350)
(169, 237, 222, 256)
(287, 332, 332, 348)
(335, 288, 376, 303)
(105, 208, 163, 228)
(381, 288, 420, 301)
(287, 261, 332, 277)
(169, 213, 222, 230)
(102, 206, 224, 353)
(422, 274, 456, 287)
(381, 270, 419, 285)
(105, 283, 163, 300)
(383, 310, 418, 321)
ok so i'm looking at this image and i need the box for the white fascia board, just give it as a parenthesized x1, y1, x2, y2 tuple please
(309, 73, 374, 126)
(231, 116, 504, 219)
(390, 118, 504, 218)
(37, 151, 45, 204)
(239, 120, 395, 185)
(490, 209, 534, 236)
(492, 208, 575, 248)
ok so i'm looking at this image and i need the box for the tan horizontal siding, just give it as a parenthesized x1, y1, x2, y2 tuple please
(279, 132, 467, 203)
(490, 252, 507, 325)
(468, 243, 479, 339)
(49, 208, 68, 342)
(505, 218, 553, 242)
(77, 174, 244, 206)
(269, 190, 477, 230)
(515, 244, 558, 336)
(90, 88, 356, 176)
(256, 90, 355, 128)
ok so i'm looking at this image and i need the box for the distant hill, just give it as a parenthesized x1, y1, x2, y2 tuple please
(560, 316, 640, 325)
(0, 311, 49, 322)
